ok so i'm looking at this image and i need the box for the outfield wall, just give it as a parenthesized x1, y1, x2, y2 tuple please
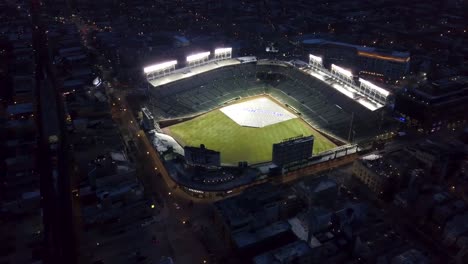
(165, 144, 359, 199)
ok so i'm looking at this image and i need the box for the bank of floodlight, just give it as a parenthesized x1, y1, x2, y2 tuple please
(214, 47, 232, 55)
(186, 52, 211, 62)
(309, 54, 322, 64)
(309, 54, 323, 69)
(214, 47, 232, 60)
(331, 64, 353, 78)
(143, 60, 178, 74)
(359, 78, 390, 97)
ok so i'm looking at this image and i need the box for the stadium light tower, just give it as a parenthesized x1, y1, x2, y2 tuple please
(214, 47, 232, 61)
(143, 60, 177, 81)
(331, 64, 355, 86)
(186, 51, 211, 67)
(309, 54, 323, 69)
(358, 78, 390, 106)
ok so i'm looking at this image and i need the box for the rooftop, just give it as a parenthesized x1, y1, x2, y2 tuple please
(359, 154, 401, 180)
(296, 176, 338, 194)
(392, 249, 429, 264)
(233, 221, 291, 249)
(253, 240, 312, 264)
(215, 183, 287, 228)
(7, 103, 33, 115)
(302, 38, 410, 59)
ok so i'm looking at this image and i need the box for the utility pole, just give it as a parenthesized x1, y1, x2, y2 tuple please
(378, 108, 385, 132)
(347, 112, 354, 143)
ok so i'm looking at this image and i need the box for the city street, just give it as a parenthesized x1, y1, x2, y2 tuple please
(70, 13, 229, 262)
(110, 88, 230, 263)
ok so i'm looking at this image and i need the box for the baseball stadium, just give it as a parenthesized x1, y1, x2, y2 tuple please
(165, 96, 336, 165)
(139, 48, 390, 197)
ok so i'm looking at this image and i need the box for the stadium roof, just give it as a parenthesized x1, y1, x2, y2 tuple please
(302, 38, 410, 59)
(302, 67, 384, 111)
(237, 56, 257, 63)
(148, 58, 241, 87)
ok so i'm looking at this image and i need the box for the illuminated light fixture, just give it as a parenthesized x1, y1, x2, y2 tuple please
(331, 64, 353, 77)
(187, 188, 204, 194)
(143, 60, 177, 74)
(92, 76, 102, 87)
(186, 52, 211, 62)
(214, 47, 232, 54)
(357, 51, 410, 63)
(359, 78, 390, 97)
(309, 54, 322, 63)
(214, 47, 232, 60)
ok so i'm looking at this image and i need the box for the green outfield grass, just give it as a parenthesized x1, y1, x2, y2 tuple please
(167, 110, 337, 164)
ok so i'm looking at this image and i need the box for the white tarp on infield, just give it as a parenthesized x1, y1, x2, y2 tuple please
(220, 97, 296, 128)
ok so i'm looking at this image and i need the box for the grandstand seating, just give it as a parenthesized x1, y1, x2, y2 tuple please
(148, 61, 382, 142)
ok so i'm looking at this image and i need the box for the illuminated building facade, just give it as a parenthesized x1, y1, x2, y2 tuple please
(394, 77, 468, 133)
(303, 39, 410, 81)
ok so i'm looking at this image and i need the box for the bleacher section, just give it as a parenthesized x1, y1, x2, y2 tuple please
(149, 61, 382, 142)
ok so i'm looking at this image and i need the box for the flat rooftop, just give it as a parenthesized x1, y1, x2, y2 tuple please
(302, 38, 410, 59)
(253, 240, 312, 264)
(233, 221, 291, 249)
